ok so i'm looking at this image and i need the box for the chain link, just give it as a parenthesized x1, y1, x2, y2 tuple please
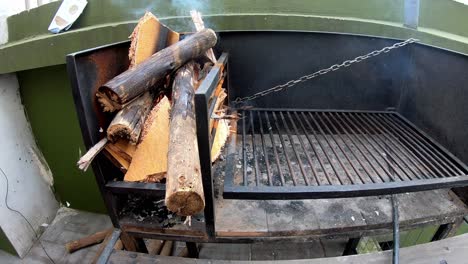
(234, 38, 419, 103)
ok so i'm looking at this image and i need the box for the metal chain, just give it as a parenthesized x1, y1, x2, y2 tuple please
(234, 38, 419, 103)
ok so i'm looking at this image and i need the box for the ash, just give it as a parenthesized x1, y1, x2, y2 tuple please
(119, 194, 185, 228)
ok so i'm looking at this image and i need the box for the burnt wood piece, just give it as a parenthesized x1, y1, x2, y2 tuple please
(65, 228, 113, 253)
(97, 29, 217, 112)
(166, 61, 205, 216)
(107, 92, 153, 144)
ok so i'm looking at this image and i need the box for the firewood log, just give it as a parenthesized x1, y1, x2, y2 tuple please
(106, 92, 153, 144)
(65, 228, 113, 253)
(97, 29, 217, 112)
(165, 61, 205, 216)
(129, 12, 179, 68)
(124, 96, 171, 182)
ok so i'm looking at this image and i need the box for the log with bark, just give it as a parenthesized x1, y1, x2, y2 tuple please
(97, 28, 217, 112)
(65, 228, 113, 253)
(106, 92, 154, 144)
(165, 61, 205, 216)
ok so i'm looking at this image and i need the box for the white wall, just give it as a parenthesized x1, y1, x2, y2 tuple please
(0, 74, 59, 257)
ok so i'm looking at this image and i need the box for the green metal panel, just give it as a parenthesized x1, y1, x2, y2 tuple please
(17, 65, 105, 213)
(420, 0, 468, 38)
(7, 0, 404, 43)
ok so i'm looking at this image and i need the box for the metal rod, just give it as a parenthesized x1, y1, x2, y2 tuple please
(279, 111, 311, 185)
(287, 112, 321, 185)
(328, 113, 378, 184)
(378, 114, 448, 177)
(257, 111, 273, 186)
(358, 113, 433, 179)
(347, 113, 414, 181)
(242, 111, 248, 186)
(314, 112, 357, 185)
(340, 113, 400, 182)
(250, 111, 261, 186)
(265, 112, 285, 186)
(372, 114, 442, 177)
(387, 114, 463, 176)
(392, 194, 400, 264)
(272, 111, 298, 185)
(322, 112, 369, 184)
(304, 112, 343, 185)
(96, 229, 121, 264)
(331, 113, 387, 183)
(295, 111, 332, 185)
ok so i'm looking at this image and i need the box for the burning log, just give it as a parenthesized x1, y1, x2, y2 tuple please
(190, 10, 216, 63)
(165, 62, 205, 216)
(97, 28, 217, 112)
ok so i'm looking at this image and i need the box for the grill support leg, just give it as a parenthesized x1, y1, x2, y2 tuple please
(342, 237, 360, 255)
(392, 194, 399, 264)
(432, 217, 464, 241)
(120, 231, 148, 253)
(186, 242, 199, 258)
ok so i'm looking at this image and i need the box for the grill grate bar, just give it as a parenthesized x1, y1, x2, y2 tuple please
(346, 113, 416, 181)
(242, 113, 247, 185)
(303, 112, 343, 185)
(249, 111, 261, 186)
(286, 112, 321, 185)
(357, 113, 433, 179)
(235, 110, 468, 190)
(339, 113, 401, 182)
(378, 114, 451, 177)
(294, 111, 333, 185)
(314, 112, 359, 185)
(272, 112, 298, 186)
(264, 112, 286, 185)
(279, 112, 311, 185)
(326, 112, 379, 184)
(387, 114, 465, 176)
(257, 111, 273, 186)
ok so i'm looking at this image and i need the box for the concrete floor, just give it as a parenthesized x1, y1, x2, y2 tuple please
(0, 207, 347, 263)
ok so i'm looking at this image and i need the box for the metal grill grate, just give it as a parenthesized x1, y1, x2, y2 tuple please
(223, 109, 468, 199)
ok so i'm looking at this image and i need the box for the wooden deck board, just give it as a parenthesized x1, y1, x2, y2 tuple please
(215, 189, 468, 238)
(107, 233, 468, 263)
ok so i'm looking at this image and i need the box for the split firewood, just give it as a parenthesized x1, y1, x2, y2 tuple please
(77, 138, 108, 171)
(65, 228, 113, 253)
(103, 148, 130, 173)
(97, 28, 217, 112)
(166, 62, 205, 216)
(124, 96, 171, 182)
(129, 12, 179, 68)
(190, 10, 216, 63)
(105, 139, 136, 164)
(106, 92, 153, 144)
(211, 119, 230, 162)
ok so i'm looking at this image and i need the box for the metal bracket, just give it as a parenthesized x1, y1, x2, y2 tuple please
(392, 194, 400, 264)
(404, 0, 420, 29)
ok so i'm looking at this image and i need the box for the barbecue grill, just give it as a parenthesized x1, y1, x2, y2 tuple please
(67, 31, 468, 244)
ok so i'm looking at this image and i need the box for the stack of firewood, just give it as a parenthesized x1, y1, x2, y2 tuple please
(77, 11, 229, 217)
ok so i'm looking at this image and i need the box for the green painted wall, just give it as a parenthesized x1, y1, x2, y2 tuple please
(17, 65, 105, 213)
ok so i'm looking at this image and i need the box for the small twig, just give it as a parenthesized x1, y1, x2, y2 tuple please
(183, 216, 192, 227)
(77, 138, 108, 171)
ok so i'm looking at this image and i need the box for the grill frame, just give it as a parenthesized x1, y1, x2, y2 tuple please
(224, 109, 468, 199)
